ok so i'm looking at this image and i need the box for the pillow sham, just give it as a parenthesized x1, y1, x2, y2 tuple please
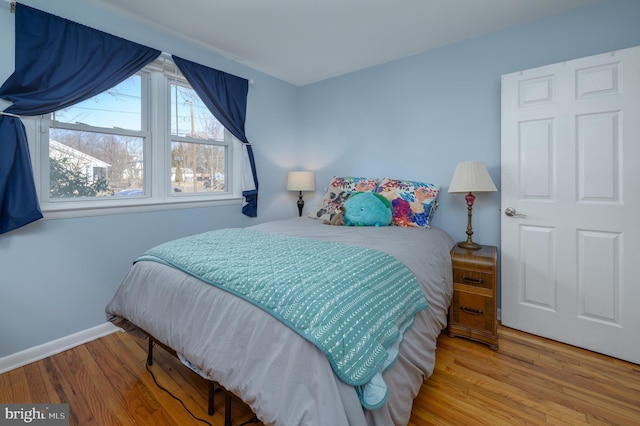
(307, 176, 378, 222)
(376, 178, 440, 228)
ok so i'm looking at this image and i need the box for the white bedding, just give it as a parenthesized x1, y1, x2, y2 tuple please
(106, 218, 454, 425)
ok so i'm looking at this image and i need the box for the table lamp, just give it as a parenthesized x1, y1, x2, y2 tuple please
(448, 161, 497, 250)
(287, 171, 315, 216)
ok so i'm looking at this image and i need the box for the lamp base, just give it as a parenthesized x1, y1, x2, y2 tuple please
(296, 192, 304, 217)
(457, 241, 482, 250)
(458, 192, 481, 250)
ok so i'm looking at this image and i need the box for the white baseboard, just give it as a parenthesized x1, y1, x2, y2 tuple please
(0, 322, 121, 374)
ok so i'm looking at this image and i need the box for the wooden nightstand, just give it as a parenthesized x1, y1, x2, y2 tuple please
(448, 244, 498, 349)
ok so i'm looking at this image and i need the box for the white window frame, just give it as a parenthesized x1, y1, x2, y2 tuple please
(24, 58, 244, 220)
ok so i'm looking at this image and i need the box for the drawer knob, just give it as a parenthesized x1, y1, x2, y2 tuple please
(460, 306, 484, 316)
(463, 276, 484, 284)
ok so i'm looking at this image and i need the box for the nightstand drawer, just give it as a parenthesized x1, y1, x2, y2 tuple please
(450, 291, 494, 333)
(452, 269, 494, 290)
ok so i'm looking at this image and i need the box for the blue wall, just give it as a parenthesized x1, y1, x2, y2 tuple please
(298, 0, 640, 248)
(1, 0, 639, 358)
(0, 0, 299, 358)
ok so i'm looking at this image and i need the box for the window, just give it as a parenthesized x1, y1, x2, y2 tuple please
(29, 57, 242, 217)
(169, 78, 227, 195)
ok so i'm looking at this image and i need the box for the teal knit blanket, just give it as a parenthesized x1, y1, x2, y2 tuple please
(137, 228, 428, 409)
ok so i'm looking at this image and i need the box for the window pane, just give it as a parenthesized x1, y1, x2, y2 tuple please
(49, 128, 144, 198)
(171, 83, 225, 140)
(52, 75, 142, 131)
(171, 141, 225, 194)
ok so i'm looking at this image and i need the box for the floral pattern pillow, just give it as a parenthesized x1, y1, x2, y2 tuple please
(307, 176, 378, 222)
(376, 178, 440, 228)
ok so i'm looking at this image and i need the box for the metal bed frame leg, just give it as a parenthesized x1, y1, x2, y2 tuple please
(209, 381, 233, 426)
(209, 381, 232, 426)
(146, 337, 153, 366)
(208, 381, 215, 415)
(225, 391, 232, 426)
(146, 335, 234, 424)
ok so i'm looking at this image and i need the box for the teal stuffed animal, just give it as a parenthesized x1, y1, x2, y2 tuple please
(344, 192, 392, 227)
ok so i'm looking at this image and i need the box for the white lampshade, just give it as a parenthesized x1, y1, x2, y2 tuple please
(448, 161, 497, 194)
(287, 171, 315, 191)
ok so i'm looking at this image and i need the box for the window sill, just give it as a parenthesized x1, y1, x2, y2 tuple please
(41, 197, 244, 220)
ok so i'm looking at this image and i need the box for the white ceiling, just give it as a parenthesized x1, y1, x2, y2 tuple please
(83, 0, 597, 86)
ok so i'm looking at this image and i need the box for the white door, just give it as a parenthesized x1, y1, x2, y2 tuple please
(501, 46, 640, 364)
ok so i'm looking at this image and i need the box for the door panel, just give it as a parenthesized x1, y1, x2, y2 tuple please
(501, 46, 640, 364)
(520, 225, 555, 310)
(578, 230, 619, 323)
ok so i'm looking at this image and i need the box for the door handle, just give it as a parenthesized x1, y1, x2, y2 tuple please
(505, 207, 526, 217)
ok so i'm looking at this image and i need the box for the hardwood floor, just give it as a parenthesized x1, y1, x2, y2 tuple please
(1, 325, 639, 425)
(410, 327, 640, 426)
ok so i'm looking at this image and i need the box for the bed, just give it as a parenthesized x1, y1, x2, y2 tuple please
(106, 216, 454, 425)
